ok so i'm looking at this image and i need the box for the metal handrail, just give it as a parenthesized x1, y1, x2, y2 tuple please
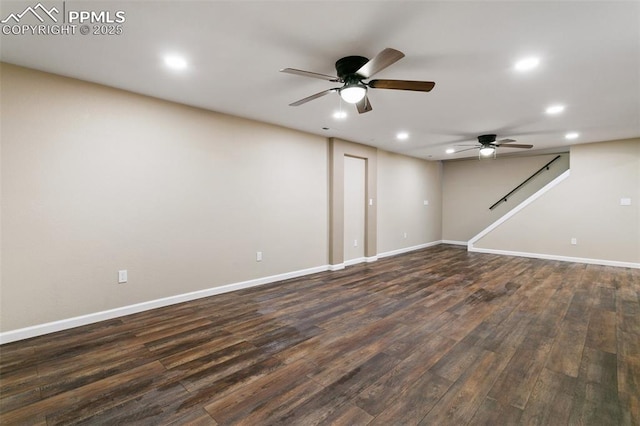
(489, 155, 562, 210)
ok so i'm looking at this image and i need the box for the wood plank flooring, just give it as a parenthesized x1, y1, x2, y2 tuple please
(1, 245, 639, 425)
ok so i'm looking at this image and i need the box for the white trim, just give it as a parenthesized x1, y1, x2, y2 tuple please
(344, 257, 367, 266)
(377, 240, 443, 259)
(0, 264, 330, 344)
(329, 263, 346, 271)
(0, 242, 444, 343)
(469, 247, 640, 269)
(10, 233, 632, 344)
(468, 170, 571, 248)
(441, 240, 467, 246)
(344, 255, 379, 266)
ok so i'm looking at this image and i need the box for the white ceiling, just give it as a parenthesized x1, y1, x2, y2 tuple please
(1, 1, 639, 160)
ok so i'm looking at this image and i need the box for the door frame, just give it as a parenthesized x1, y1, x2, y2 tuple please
(328, 138, 377, 269)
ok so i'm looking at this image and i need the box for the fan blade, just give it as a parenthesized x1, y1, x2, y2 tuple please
(356, 95, 372, 114)
(356, 48, 405, 79)
(495, 143, 533, 149)
(289, 89, 337, 106)
(453, 147, 480, 153)
(497, 138, 516, 144)
(369, 79, 435, 92)
(280, 68, 341, 82)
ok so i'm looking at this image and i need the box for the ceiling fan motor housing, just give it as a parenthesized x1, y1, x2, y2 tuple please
(335, 56, 369, 79)
(478, 134, 498, 144)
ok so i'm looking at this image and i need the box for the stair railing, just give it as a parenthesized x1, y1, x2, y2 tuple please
(489, 155, 562, 210)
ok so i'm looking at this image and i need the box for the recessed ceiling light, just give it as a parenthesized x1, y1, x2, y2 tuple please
(446, 148, 455, 154)
(396, 132, 409, 140)
(545, 105, 565, 115)
(565, 132, 579, 140)
(333, 111, 347, 119)
(163, 55, 187, 70)
(515, 57, 540, 71)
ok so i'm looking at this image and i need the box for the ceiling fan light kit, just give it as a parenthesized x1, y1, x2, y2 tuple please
(281, 48, 435, 114)
(479, 146, 496, 158)
(339, 80, 367, 103)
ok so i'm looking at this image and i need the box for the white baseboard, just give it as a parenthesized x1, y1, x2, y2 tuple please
(466, 167, 639, 269)
(338, 254, 380, 267)
(468, 247, 640, 269)
(345, 257, 367, 266)
(5, 235, 634, 344)
(1, 241, 447, 344)
(377, 240, 443, 259)
(441, 240, 467, 246)
(0, 264, 331, 345)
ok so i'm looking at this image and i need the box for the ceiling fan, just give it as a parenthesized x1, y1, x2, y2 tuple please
(453, 134, 533, 158)
(280, 48, 435, 114)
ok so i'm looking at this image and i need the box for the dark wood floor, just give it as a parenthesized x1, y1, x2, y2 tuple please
(1, 245, 639, 425)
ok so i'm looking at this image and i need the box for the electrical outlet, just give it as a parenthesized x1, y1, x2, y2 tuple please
(354, 239, 358, 247)
(256, 251, 262, 262)
(403, 232, 408, 239)
(118, 270, 127, 283)
(571, 238, 577, 245)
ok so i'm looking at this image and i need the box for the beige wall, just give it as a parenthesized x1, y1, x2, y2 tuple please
(474, 139, 640, 263)
(442, 153, 570, 242)
(377, 151, 442, 252)
(2, 62, 635, 336)
(1, 64, 329, 331)
(1, 64, 445, 333)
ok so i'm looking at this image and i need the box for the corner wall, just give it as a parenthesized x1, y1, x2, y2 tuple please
(1, 63, 444, 338)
